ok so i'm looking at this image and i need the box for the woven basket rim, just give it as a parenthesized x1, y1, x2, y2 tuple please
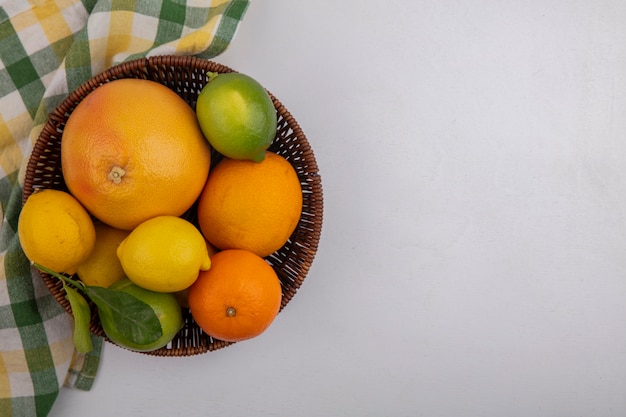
(23, 55, 323, 357)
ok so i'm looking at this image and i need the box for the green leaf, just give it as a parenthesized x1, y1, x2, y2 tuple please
(85, 286, 162, 345)
(64, 285, 93, 353)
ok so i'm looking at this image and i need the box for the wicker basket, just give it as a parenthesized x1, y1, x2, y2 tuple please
(22, 55, 323, 356)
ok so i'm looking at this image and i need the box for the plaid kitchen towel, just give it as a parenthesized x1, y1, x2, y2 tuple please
(0, 0, 249, 416)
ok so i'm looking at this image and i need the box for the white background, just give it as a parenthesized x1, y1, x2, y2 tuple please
(50, 1, 626, 416)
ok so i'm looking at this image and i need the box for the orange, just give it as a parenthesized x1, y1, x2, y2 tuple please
(188, 249, 283, 342)
(61, 78, 211, 230)
(197, 151, 302, 257)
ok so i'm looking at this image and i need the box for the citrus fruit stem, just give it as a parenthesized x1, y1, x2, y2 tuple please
(226, 307, 236, 317)
(206, 71, 219, 82)
(108, 166, 126, 184)
(34, 262, 85, 290)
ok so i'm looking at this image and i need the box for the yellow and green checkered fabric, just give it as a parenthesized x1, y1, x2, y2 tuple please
(0, 1, 248, 416)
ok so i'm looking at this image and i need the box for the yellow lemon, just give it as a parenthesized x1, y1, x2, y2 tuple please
(116, 216, 211, 293)
(18, 189, 96, 274)
(76, 222, 130, 287)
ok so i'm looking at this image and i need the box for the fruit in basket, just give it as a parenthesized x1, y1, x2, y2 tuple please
(18, 189, 96, 274)
(197, 151, 302, 257)
(116, 216, 211, 293)
(196, 72, 277, 162)
(60, 78, 211, 231)
(100, 278, 183, 352)
(76, 222, 130, 288)
(188, 249, 282, 342)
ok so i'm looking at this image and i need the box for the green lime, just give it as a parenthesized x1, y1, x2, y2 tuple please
(196, 72, 277, 162)
(100, 278, 183, 352)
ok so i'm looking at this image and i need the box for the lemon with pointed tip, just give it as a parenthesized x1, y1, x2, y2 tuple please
(116, 216, 211, 293)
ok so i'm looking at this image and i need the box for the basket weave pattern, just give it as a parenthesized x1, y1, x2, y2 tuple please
(22, 55, 323, 356)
